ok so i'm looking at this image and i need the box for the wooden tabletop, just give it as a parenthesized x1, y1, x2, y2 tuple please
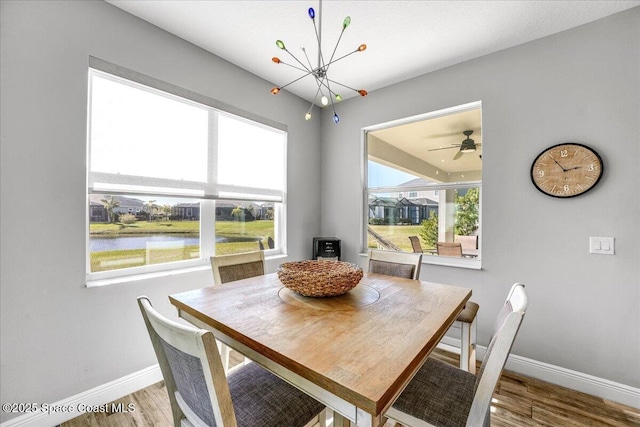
(169, 272, 471, 422)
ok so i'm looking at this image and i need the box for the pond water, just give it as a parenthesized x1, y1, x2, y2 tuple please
(89, 234, 258, 252)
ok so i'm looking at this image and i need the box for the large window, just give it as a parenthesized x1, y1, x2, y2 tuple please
(364, 102, 481, 268)
(87, 65, 286, 282)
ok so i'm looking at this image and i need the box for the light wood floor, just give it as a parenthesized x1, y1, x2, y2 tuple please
(63, 349, 640, 427)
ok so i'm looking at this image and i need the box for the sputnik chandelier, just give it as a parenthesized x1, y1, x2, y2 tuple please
(270, 0, 367, 123)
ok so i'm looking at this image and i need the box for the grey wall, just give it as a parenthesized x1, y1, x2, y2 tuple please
(319, 7, 640, 388)
(0, 1, 321, 422)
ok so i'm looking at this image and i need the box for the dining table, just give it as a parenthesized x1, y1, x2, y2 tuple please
(169, 270, 471, 427)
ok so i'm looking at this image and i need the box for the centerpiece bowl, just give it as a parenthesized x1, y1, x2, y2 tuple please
(277, 260, 363, 297)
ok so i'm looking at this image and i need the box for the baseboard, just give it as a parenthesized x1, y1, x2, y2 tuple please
(3, 345, 639, 427)
(438, 336, 640, 409)
(0, 365, 162, 427)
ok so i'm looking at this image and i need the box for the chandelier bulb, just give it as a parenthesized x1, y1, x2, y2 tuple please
(321, 95, 329, 106)
(271, 87, 280, 95)
(276, 40, 286, 50)
(333, 113, 340, 124)
(358, 44, 367, 52)
(335, 94, 342, 102)
(308, 7, 315, 19)
(305, 112, 312, 121)
(358, 89, 368, 97)
(343, 16, 351, 29)
(272, 57, 281, 64)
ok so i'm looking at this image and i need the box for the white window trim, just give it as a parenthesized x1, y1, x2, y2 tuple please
(360, 101, 482, 269)
(86, 59, 287, 285)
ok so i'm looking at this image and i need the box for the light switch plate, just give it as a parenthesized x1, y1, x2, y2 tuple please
(590, 237, 614, 255)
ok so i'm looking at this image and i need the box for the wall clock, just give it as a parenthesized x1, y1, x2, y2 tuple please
(530, 143, 603, 198)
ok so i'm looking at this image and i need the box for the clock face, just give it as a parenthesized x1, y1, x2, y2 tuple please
(531, 143, 603, 198)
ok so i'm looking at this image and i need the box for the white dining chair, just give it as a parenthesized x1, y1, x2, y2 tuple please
(385, 283, 528, 427)
(138, 296, 326, 427)
(367, 249, 478, 373)
(210, 251, 265, 372)
(367, 249, 422, 279)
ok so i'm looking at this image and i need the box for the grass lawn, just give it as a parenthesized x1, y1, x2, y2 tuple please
(90, 219, 274, 238)
(367, 224, 432, 252)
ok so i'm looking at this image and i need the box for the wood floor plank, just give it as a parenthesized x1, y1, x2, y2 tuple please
(62, 349, 640, 427)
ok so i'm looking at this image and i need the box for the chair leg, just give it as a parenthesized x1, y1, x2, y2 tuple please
(460, 318, 477, 374)
(220, 343, 230, 374)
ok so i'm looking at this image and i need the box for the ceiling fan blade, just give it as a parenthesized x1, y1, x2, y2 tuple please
(428, 144, 461, 152)
(453, 150, 464, 160)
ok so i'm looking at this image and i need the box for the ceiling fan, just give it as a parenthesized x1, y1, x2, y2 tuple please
(428, 130, 481, 160)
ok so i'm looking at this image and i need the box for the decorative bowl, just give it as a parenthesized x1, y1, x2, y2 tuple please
(277, 260, 363, 297)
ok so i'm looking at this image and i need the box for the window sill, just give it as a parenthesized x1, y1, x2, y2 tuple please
(86, 252, 289, 288)
(86, 264, 212, 288)
(359, 252, 481, 270)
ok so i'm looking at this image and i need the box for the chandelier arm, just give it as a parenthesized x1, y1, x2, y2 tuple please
(302, 48, 315, 72)
(327, 27, 346, 65)
(278, 71, 316, 91)
(283, 48, 313, 73)
(322, 48, 360, 72)
(278, 60, 310, 74)
(324, 77, 338, 106)
(324, 77, 359, 93)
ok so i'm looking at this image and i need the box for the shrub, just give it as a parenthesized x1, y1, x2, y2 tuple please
(419, 211, 438, 249)
(120, 213, 137, 224)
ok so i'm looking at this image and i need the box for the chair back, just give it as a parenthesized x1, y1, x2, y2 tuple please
(137, 297, 237, 427)
(367, 249, 422, 280)
(210, 251, 265, 285)
(437, 242, 463, 257)
(267, 236, 275, 249)
(456, 235, 478, 252)
(408, 236, 423, 253)
(466, 283, 528, 426)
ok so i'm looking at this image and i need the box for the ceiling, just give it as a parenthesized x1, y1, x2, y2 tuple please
(105, 1, 637, 177)
(369, 107, 482, 178)
(107, 0, 639, 104)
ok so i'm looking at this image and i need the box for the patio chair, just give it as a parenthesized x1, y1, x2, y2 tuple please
(437, 241, 463, 257)
(137, 297, 326, 427)
(385, 283, 528, 427)
(408, 236, 424, 253)
(210, 251, 265, 372)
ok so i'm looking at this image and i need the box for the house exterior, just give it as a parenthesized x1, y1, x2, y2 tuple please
(369, 178, 439, 224)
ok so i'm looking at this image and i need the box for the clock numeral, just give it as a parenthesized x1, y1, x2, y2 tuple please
(587, 164, 594, 172)
(560, 149, 568, 157)
(563, 184, 570, 192)
(538, 170, 545, 177)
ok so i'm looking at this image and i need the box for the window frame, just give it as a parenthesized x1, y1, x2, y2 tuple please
(361, 101, 482, 270)
(86, 58, 287, 285)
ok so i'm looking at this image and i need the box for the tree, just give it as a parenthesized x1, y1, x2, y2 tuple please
(455, 188, 479, 236)
(160, 204, 172, 220)
(101, 195, 120, 223)
(143, 200, 157, 221)
(419, 211, 438, 249)
(231, 206, 245, 221)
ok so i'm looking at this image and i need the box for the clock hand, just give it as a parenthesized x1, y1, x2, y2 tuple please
(566, 166, 582, 171)
(549, 155, 567, 172)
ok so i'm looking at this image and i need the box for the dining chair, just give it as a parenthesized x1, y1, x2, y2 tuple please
(137, 297, 326, 427)
(368, 249, 478, 373)
(210, 251, 265, 372)
(437, 241, 463, 257)
(385, 283, 528, 427)
(367, 249, 422, 280)
(408, 236, 424, 253)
